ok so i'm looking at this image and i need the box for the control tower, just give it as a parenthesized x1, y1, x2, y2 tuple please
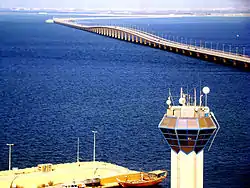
(159, 87, 220, 188)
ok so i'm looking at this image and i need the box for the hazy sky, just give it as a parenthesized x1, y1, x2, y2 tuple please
(0, 0, 249, 10)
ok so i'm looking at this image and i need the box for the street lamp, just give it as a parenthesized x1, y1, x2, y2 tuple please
(77, 137, 80, 162)
(92, 131, 97, 162)
(243, 47, 246, 56)
(222, 44, 225, 52)
(7, 144, 14, 170)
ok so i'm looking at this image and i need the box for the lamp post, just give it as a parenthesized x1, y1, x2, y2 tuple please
(77, 137, 80, 162)
(7, 144, 14, 170)
(189, 39, 192, 46)
(92, 131, 97, 162)
(243, 47, 246, 56)
(222, 44, 225, 52)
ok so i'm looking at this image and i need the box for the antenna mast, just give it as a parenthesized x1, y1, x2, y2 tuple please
(194, 88, 197, 106)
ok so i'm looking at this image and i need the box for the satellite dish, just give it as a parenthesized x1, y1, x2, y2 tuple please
(166, 100, 171, 105)
(204, 107, 210, 113)
(179, 98, 185, 105)
(202, 87, 210, 94)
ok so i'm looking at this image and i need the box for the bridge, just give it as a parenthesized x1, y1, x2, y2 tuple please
(52, 18, 250, 70)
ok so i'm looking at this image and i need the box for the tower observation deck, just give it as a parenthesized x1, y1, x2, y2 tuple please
(159, 87, 220, 188)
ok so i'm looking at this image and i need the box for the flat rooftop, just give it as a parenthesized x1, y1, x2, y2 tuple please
(0, 161, 138, 188)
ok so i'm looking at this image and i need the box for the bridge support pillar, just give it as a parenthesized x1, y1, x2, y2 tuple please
(176, 48, 178, 52)
(112, 30, 114, 37)
(159, 44, 161, 48)
(132, 35, 134, 42)
(124, 33, 127, 40)
(154, 43, 156, 47)
(115, 30, 117, 38)
(144, 40, 147, 45)
(128, 34, 131, 41)
(136, 36, 138, 43)
(148, 41, 151, 46)
(121, 32, 124, 40)
(118, 31, 120, 39)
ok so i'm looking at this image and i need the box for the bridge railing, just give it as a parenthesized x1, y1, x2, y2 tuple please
(120, 26, 249, 58)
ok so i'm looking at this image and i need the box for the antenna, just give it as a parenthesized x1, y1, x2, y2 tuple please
(199, 81, 202, 106)
(194, 88, 197, 106)
(179, 87, 185, 105)
(169, 88, 175, 106)
(166, 88, 172, 107)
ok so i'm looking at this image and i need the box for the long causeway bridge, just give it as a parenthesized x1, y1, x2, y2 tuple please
(52, 18, 250, 70)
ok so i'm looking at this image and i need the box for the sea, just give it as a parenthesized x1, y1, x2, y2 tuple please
(0, 13, 250, 188)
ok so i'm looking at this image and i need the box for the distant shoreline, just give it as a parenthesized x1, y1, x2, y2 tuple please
(1, 11, 250, 18)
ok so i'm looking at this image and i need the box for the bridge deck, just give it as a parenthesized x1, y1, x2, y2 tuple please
(52, 18, 250, 70)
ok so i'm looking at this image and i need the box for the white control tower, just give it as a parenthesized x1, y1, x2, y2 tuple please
(159, 87, 220, 188)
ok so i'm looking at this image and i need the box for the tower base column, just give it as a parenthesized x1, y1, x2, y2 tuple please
(171, 150, 203, 188)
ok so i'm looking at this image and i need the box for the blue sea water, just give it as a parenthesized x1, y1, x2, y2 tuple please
(0, 14, 250, 188)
